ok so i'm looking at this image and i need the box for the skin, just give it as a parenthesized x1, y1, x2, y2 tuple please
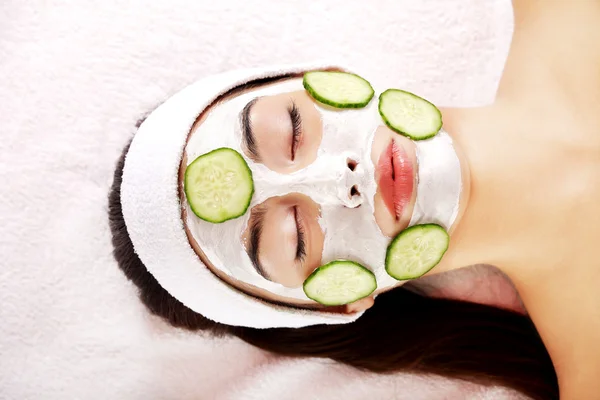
(183, 95, 439, 308)
(240, 123, 422, 287)
(440, 2, 600, 397)
(179, 86, 469, 310)
(179, 0, 600, 396)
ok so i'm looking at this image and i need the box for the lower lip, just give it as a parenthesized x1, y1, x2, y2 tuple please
(377, 140, 414, 220)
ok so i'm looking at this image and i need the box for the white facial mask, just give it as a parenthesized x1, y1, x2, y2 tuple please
(410, 132, 463, 230)
(184, 78, 394, 300)
(184, 78, 462, 301)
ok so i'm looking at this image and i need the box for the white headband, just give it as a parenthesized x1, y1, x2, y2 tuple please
(121, 63, 367, 328)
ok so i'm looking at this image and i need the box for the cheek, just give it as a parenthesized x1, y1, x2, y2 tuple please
(373, 192, 398, 237)
(319, 206, 384, 259)
(296, 103, 322, 164)
(253, 115, 292, 165)
(305, 206, 325, 271)
(287, 91, 323, 169)
(318, 204, 394, 289)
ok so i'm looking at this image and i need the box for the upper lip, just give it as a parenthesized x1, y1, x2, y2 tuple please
(376, 139, 415, 220)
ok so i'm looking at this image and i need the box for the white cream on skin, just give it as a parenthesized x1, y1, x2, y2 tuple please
(410, 132, 462, 230)
(184, 78, 462, 301)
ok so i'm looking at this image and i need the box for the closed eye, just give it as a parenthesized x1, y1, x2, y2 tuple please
(288, 102, 303, 161)
(293, 206, 307, 262)
(241, 98, 260, 161)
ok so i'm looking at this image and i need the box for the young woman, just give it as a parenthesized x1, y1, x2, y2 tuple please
(109, 1, 600, 398)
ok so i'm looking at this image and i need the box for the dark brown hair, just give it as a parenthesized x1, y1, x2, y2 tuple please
(109, 79, 558, 400)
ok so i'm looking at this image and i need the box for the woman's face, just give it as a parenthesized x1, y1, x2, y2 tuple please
(180, 76, 469, 309)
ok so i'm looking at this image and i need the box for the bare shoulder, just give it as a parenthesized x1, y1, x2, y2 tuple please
(512, 265, 600, 399)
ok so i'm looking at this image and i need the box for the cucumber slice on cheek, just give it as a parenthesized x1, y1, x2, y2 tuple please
(303, 72, 441, 139)
(184, 148, 254, 223)
(385, 224, 449, 280)
(303, 261, 377, 306)
(378, 89, 443, 140)
(304, 225, 449, 306)
(303, 71, 375, 109)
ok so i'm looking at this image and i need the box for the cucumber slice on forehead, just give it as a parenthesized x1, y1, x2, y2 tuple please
(184, 148, 254, 223)
(303, 71, 375, 108)
(378, 89, 443, 140)
(385, 224, 449, 280)
(303, 261, 377, 306)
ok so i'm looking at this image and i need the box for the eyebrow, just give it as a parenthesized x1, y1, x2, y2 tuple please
(247, 205, 270, 280)
(241, 98, 261, 161)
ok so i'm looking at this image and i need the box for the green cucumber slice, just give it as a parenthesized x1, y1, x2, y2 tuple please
(303, 71, 374, 108)
(303, 261, 377, 306)
(385, 224, 449, 280)
(184, 148, 254, 223)
(378, 89, 442, 140)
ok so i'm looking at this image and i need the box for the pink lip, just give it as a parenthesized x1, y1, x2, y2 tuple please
(377, 140, 415, 220)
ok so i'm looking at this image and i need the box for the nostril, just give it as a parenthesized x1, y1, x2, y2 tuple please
(347, 158, 358, 171)
(345, 185, 362, 209)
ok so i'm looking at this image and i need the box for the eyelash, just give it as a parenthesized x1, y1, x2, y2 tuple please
(288, 103, 303, 161)
(293, 206, 307, 262)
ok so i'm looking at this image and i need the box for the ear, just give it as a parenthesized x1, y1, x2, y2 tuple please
(344, 295, 375, 314)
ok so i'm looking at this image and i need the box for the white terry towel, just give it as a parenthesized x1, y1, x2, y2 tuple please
(0, 0, 523, 399)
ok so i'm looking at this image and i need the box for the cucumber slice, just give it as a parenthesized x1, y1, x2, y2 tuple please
(385, 224, 449, 280)
(303, 71, 374, 108)
(303, 261, 377, 306)
(378, 89, 442, 140)
(184, 148, 254, 223)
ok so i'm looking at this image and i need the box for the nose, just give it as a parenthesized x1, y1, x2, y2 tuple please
(309, 154, 366, 208)
(250, 153, 367, 208)
(289, 153, 365, 208)
(339, 155, 364, 209)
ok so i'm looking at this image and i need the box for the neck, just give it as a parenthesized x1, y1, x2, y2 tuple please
(433, 103, 530, 276)
(432, 3, 600, 280)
